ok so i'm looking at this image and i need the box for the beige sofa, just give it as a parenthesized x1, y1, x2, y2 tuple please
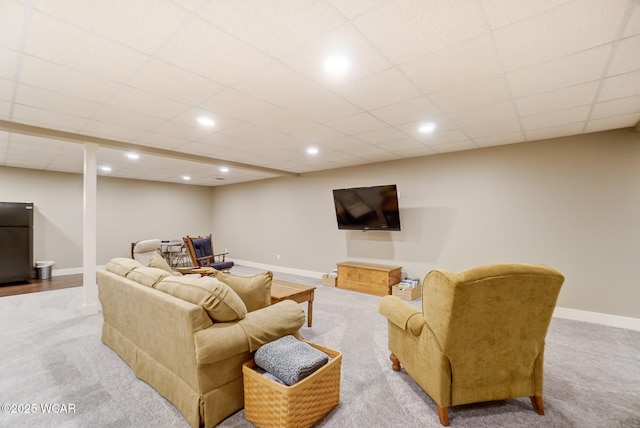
(97, 258, 305, 427)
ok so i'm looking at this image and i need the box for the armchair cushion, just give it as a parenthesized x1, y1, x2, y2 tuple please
(214, 270, 272, 312)
(157, 275, 247, 322)
(106, 257, 144, 277)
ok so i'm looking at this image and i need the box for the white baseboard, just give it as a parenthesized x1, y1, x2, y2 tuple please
(52, 266, 105, 276)
(553, 307, 640, 332)
(230, 259, 325, 279)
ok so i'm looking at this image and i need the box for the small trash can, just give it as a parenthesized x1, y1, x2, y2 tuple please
(35, 261, 55, 280)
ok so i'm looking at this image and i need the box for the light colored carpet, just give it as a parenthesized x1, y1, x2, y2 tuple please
(1, 265, 638, 428)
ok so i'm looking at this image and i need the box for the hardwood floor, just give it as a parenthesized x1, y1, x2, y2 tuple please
(0, 274, 83, 297)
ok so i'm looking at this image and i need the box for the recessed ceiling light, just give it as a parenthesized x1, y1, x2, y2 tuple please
(324, 54, 349, 74)
(307, 146, 319, 155)
(125, 152, 140, 160)
(219, 166, 229, 173)
(99, 166, 112, 172)
(196, 116, 215, 127)
(418, 122, 437, 133)
(181, 175, 191, 181)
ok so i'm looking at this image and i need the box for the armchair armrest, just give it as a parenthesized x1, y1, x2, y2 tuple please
(379, 295, 425, 336)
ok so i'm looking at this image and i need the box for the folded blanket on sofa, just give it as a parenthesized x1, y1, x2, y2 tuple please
(254, 335, 329, 386)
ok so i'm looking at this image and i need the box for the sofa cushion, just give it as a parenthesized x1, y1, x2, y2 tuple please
(148, 252, 181, 276)
(106, 258, 144, 277)
(126, 266, 172, 288)
(157, 275, 247, 322)
(214, 270, 272, 312)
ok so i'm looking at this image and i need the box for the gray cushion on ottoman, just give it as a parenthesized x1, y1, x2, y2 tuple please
(254, 335, 329, 386)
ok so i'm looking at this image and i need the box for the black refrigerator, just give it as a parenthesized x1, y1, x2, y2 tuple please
(0, 202, 34, 283)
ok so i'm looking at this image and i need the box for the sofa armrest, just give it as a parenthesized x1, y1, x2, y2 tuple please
(238, 300, 305, 352)
(194, 322, 249, 365)
(379, 295, 425, 336)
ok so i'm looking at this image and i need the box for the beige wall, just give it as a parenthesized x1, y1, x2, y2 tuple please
(211, 129, 640, 318)
(0, 167, 213, 267)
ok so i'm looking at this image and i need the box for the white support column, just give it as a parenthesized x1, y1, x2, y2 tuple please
(82, 142, 98, 315)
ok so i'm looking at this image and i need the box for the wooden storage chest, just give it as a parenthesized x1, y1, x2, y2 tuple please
(336, 261, 402, 296)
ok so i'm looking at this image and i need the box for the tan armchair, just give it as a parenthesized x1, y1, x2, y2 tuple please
(378, 263, 564, 426)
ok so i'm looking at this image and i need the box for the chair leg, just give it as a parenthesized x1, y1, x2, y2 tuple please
(530, 396, 545, 415)
(436, 404, 450, 426)
(389, 353, 401, 371)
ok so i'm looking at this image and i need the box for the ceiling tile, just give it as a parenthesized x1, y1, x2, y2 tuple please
(32, 0, 190, 54)
(463, 118, 522, 139)
(401, 35, 502, 94)
(25, 11, 148, 83)
(325, 112, 387, 134)
(597, 70, 640, 101)
(1, 0, 26, 50)
(590, 95, 640, 120)
(370, 96, 441, 126)
(0, 48, 18, 80)
(521, 105, 591, 131)
(493, 0, 627, 72)
(353, 0, 485, 63)
(0, 100, 10, 119)
(285, 90, 362, 124)
(449, 101, 518, 128)
(481, 0, 572, 30)
(355, 127, 408, 144)
(127, 59, 225, 105)
(524, 122, 585, 141)
(418, 128, 469, 145)
(473, 131, 525, 148)
(232, 62, 326, 107)
(0, 79, 15, 102)
(430, 140, 477, 154)
(197, 88, 280, 122)
(198, 0, 345, 58)
(155, 16, 272, 85)
(333, 68, 421, 110)
(515, 82, 598, 116)
(608, 34, 640, 76)
(12, 104, 87, 131)
(584, 112, 640, 133)
(14, 84, 103, 122)
(108, 86, 189, 120)
(507, 46, 610, 98)
(429, 75, 512, 113)
(319, 136, 369, 150)
(375, 137, 424, 152)
(90, 105, 164, 131)
(326, 0, 387, 20)
(623, 1, 640, 37)
(18, 55, 120, 103)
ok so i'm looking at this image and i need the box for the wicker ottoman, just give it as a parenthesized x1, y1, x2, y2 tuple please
(243, 342, 342, 428)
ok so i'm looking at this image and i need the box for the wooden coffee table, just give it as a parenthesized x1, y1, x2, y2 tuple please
(270, 280, 316, 327)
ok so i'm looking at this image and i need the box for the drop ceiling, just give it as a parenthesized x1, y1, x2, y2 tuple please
(1, 0, 639, 187)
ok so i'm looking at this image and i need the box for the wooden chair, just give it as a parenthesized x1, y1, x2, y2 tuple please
(183, 234, 234, 271)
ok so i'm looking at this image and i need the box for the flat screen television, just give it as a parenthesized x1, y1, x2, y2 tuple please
(332, 184, 401, 231)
